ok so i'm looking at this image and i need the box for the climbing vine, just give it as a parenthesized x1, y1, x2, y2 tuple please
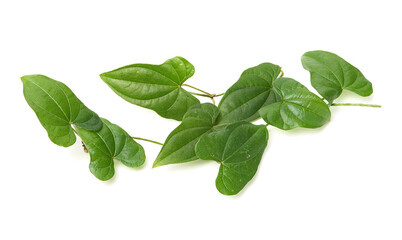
(21, 50, 380, 195)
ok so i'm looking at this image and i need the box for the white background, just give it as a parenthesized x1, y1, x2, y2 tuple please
(1, 0, 401, 239)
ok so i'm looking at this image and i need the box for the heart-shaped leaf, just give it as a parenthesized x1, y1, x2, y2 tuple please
(22, 75, 102, 147)
(76, 118, 145, 181)
(153, 103, 219, 168)
(259, 78, 331, 130)
(195, 122, 268, 195)
(301, 50, 373, 104)
(100, 56, 200, 121)
(217, 63, 282, 124)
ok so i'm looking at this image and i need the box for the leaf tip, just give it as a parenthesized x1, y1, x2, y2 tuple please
(99, 72, 106, 80)
(152, 157, 169, 168)
(152, 159, 161, 168)
(20, 76, 27, 83)
(20, 74, 36, 84)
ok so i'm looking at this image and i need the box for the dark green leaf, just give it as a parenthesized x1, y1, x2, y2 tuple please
(301, 50, 373, 104)
(21, 74, 102, 147)
(195, 122, 268, 195)
(100, 56, 200, 121)
(259, 78, 331, 130)
(76, 118, 145, 181)
(217, 63, 282, 124)
(153, 103, 219, 168)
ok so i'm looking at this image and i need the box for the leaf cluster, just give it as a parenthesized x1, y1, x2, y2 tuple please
(22, 50, 376, 195)
(22, 75, 145, 180)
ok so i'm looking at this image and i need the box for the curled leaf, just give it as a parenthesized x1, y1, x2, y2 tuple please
(259, 78, 331, 130)
(22, 74, 102, 147)
(76, 118, 145, 181)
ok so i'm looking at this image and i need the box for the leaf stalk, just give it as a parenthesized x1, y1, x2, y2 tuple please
(131, 137, 163, 145)
(182, 84, 215, 97)
(182, 84, 225, 104)
(331, 103, 381, 108)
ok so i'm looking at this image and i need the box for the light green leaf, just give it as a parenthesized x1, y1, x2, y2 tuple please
(153, 103, 219, 168)
(76, 118, 145, 181)
(100, 56, 200, 121)
(217, 63, 282, 124)
(195, 122, 268, 195)
(259, 78, 331, 130)
(22, 74, 102, 147)
(301, 50, 373, 104)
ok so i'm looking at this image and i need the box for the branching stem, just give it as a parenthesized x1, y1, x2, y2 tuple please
(182, 84, 225, 105)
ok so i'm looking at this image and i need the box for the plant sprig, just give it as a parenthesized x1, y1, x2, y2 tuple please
(21, 50, 381, 195)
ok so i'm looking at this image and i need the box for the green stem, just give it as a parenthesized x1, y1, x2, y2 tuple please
(182, 84, 225, 98)
(279, 70, 284, 78)
(331, 103, 381, 108)
(188, 91, 225, 99)
(187, 91, 212, 98)
(182, 84, 214, 97)
(182, 84, 226, 105)
(132, 136, 163, 145)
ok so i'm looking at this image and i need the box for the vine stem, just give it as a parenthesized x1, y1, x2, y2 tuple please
(182, 84, 215, 97)
(187, 91, 212, 98)
(188, 91, 224, 98)
(132, 136, 163, 145)
(331, 103, 381, 108)
(181, 84, 225, 104)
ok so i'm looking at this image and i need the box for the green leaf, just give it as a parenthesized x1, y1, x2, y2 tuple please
(76, 118, 145, 181)
(153, 103, 219, 168)
(21, 74, 102, 147)
(217, 63, 282, 124)
(100, 56, 200, 121)
(195, 122, 268, 195)
(259, 78, 331, 130)
(301, 50, 373, 104)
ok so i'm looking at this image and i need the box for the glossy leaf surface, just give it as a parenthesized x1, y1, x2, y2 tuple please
(195, 122, 268, 195)
(153, 103, 219, 168)
(76, 118, 145, 181)
(259, 78, 331, 130)
(22, 74, 102, 147)
(217, 63, 282, 124)
(301, 50, 373, 104)
(100, 56, 200, 121)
